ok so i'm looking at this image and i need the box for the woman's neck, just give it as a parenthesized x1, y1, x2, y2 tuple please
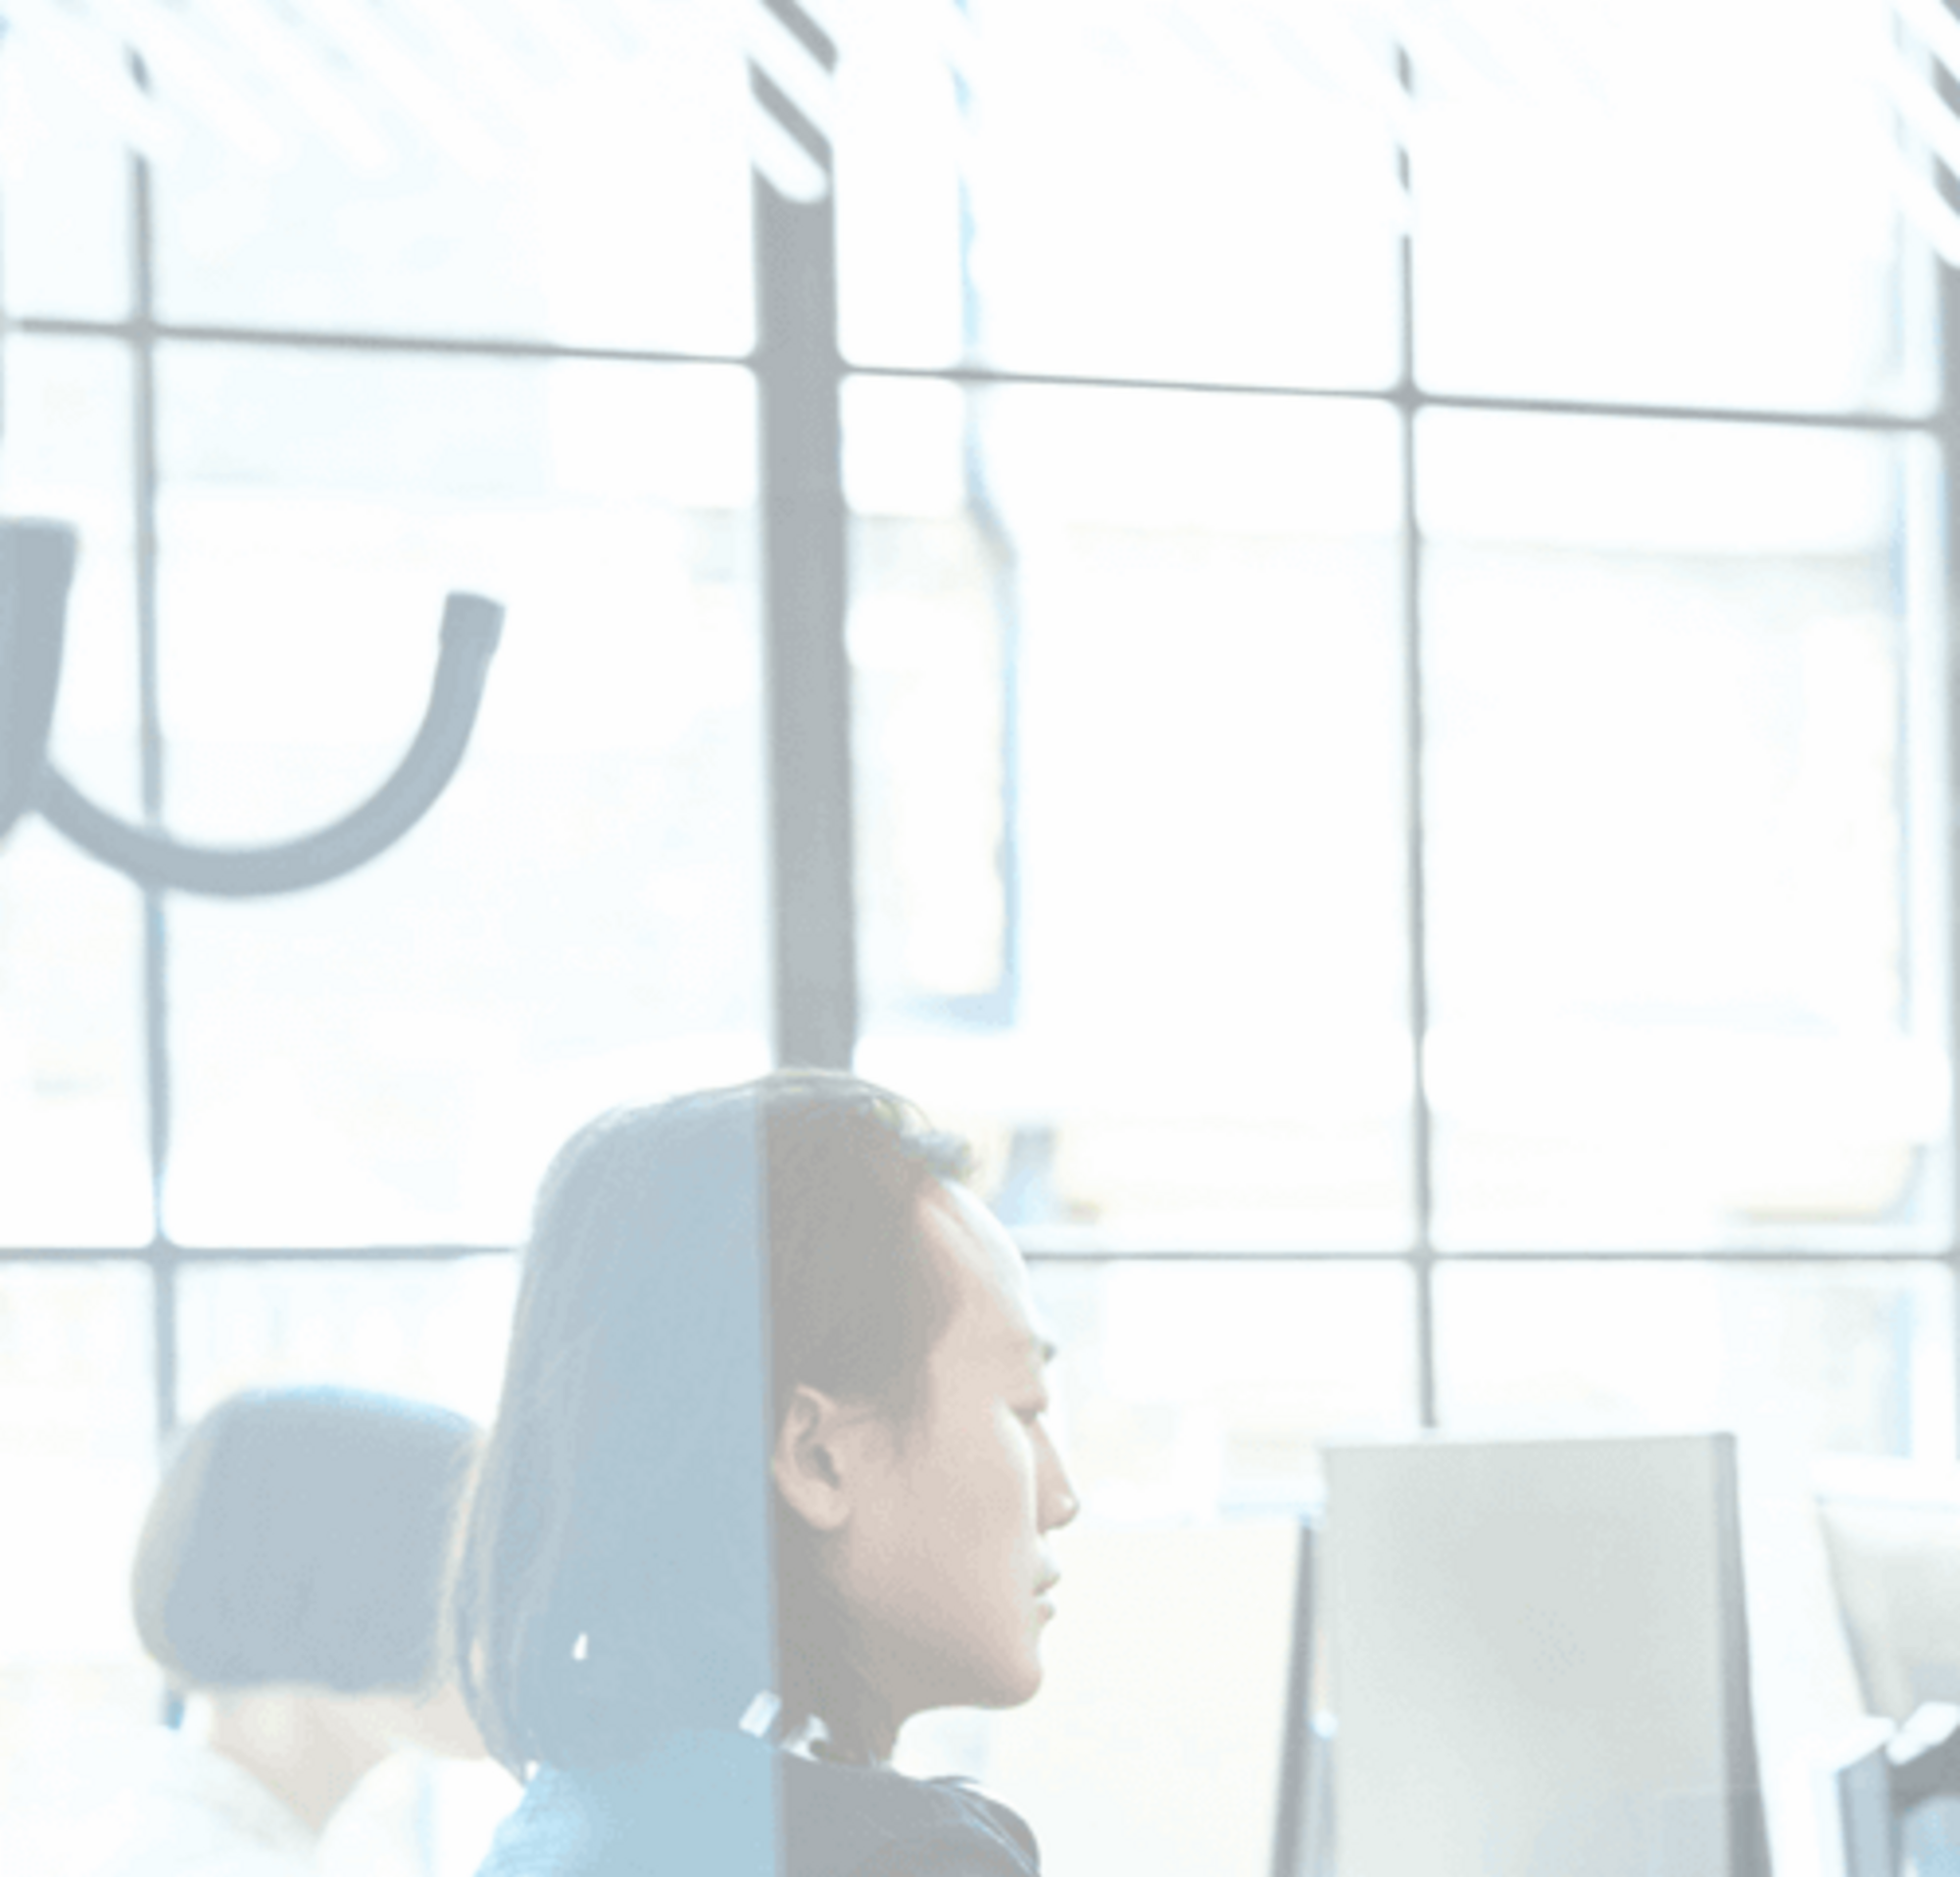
(193, 1689, 391, 1836)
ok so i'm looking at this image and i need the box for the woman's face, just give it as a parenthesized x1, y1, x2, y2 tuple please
(814, 1182, 1080, 1726)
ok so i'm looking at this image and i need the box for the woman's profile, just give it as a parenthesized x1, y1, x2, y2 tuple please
(453, 1069, 1078, 1876)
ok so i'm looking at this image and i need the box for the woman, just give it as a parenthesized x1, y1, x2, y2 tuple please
(453, 1070, 1079, 1877)
(84, 1385, 483, 1876)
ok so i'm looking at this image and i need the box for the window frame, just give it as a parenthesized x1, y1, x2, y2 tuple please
(0, 11, 1953, 1471)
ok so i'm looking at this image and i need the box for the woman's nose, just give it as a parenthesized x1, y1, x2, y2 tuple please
(1039, 1433, 1081, 1531)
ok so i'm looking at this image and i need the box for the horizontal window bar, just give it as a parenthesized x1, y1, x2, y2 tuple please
(0, 1242, 506, 1263)
(847, 361, 1944, 432)
(11, 316, 1946, 435)
(1018, 1245, 1960, 1264)
(7, 1242, 1960, 1267)
(7, 315, 752, 371)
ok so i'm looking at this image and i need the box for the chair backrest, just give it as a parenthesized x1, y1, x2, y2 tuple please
(1814, 1457, 1960, 1724)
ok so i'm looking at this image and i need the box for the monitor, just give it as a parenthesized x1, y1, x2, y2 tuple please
(1321, 1432, 1770, 1877)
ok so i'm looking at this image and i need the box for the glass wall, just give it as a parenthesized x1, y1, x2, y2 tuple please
(0, 2, 1950, 1872)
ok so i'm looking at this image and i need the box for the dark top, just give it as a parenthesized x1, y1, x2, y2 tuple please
(475, 1729, 1041, 1877)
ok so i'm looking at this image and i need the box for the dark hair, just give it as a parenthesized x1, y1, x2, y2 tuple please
(132, 1385, 478, 1694)
(450, 1070, 972, 1774)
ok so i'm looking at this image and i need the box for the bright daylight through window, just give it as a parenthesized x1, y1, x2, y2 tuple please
(0, 0, 1953, 1873)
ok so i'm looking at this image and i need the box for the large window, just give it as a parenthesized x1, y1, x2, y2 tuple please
(0, 0, 1953, 1864)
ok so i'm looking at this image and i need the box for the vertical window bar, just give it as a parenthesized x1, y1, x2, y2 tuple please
(1942, 223, 1960, 1456)
(954, 0, 1023, 1029)
(1930, 33, 1960, 1457)
(129, 59, 179, 1726)
(127, 64, 176, 1439)
(752, 5, 858, 1070)
(1396, 41, 1441, 1432)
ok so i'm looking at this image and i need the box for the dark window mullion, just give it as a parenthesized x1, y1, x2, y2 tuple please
(1396, 43, 1440, 1433)
(126, 80, 179, 1729)
(1941, 223, 1960, 1454)
(753, 36, 857, 1071)
(1920, 34, 1960, 1455)
(126, 105, 175, 1442)
(9, 1244, 1960, 1266)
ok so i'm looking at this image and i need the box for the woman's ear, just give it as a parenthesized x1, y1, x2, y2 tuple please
(770, 1385, 855, 1533)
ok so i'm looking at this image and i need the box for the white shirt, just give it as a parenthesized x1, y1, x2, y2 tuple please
(17, 1722, 514, 1877)
(61, 1729, 318, 1877)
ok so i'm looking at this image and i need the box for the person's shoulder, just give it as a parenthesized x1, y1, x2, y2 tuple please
(471, 1733, 1039, 1877)
(70, 1797, 316, 1877)
(53, 1730, 318, 1877)
(781, 1754, 1040, 1877)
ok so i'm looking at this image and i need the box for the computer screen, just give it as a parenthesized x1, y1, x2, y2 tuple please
(1322, 1433, 1770, 1877)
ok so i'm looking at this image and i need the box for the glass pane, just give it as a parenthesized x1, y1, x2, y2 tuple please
(1029, 1259, 1418, 1520)
(0, 826, 150, 1245)
(837, 0, 1401, 387)
(1436, 1261, 1949, 1461)
(176, 1256, 519, 1424)
(1422, 413, 1941, 1251)
(150, 5, 750, 351)
(852, 380, 1412, 1249)
(0, 1266, 158, 1845)
(0, 29, 127, 320)
(1413, 0, 1926, 412)
(157, 347, 768, 1245)
(0, 338, 151, 1244)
